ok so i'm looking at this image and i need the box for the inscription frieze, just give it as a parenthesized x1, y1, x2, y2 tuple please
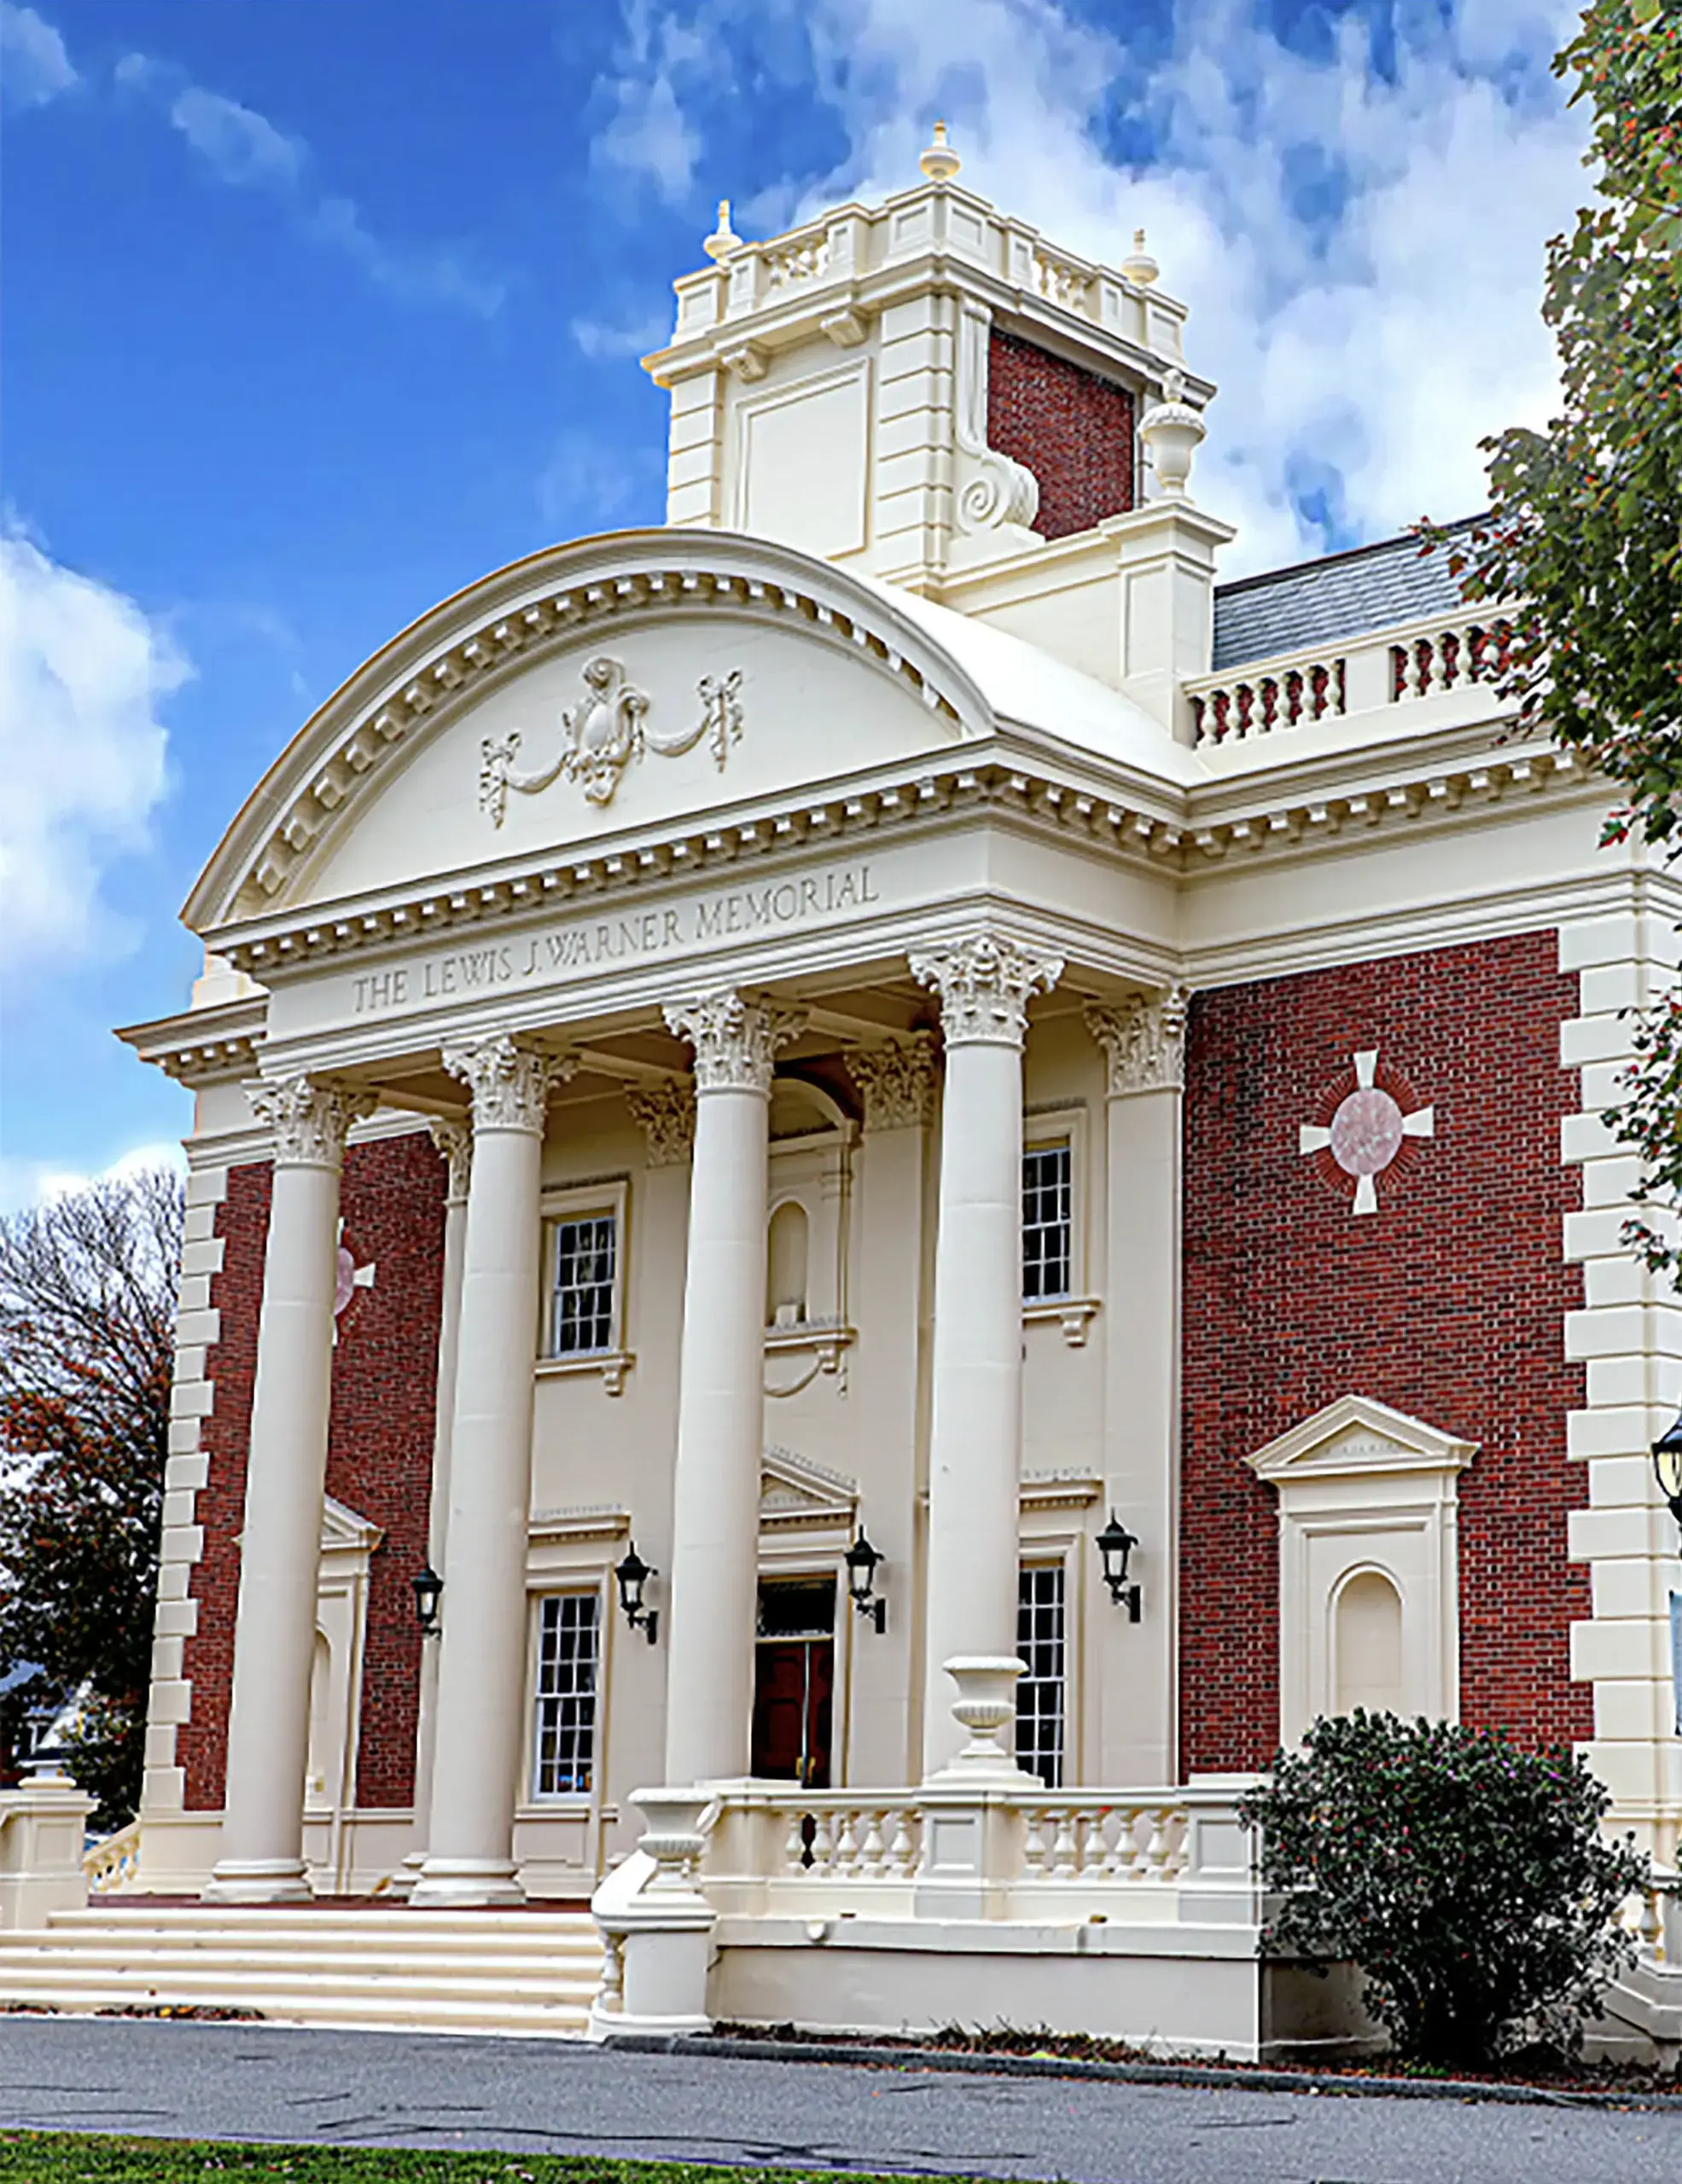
(346, 859, 882, 1019)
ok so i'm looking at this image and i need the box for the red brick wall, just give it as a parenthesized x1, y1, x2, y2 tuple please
(179, 1133, 445, 1812)
(1179, 932, 1591, 1774)
(987, 330, 1135, 539)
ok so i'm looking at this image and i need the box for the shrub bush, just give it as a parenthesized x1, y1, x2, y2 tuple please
(1238, 1712, 1649, 2071)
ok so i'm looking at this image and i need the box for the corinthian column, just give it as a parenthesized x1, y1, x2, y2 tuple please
(661, 989, 805, 1785)
(403, 1118, 472, 1886)
(910, 932, 1062, 1778)
(413, 1037, 569, 1907)
(206, 1075, 374, 1902)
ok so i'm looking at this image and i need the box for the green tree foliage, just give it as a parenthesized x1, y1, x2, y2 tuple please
(1425, 1, 1680, 1263)
(0, 1169, 182, 1828)
(1240, 1714, 1649, 2070)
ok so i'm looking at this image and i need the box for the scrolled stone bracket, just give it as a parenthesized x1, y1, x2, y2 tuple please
(664, 989, 807, 1095)
(440, 1035, 576, 1134)
(908, 932, 1063, 1048)
(1084, 987, 1190, 1096)
(245, 1076, 377, 1170)
(847, 1031, 941, 1132)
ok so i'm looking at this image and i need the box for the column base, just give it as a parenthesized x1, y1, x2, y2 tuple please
(382, 1850, 425, 1902)
(203, 1858, 313, 1905)
(410, 1856, 525, 1908)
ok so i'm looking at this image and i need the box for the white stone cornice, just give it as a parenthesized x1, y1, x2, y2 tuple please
(427, 1116, 474, 1205)
(625, 1077, 697, 1165)
(245, 1076, 375, 1169)
(1085, 988, 1190, 1097)
(664, 989, 806, 1095)
(909, 933, 1062, 1048)
(847, 1031, 940, 1130)
(440, 1036, 574, 1133)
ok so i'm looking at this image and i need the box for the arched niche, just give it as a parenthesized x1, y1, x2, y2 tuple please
(766, 1199, 812, 1327)
(1331, 1566, 1406, 1719)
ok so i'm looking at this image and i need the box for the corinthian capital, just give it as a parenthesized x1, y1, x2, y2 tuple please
(246, 1076, 376, 1170)
(847, 1031, 940, 1132)
(625, 1077, 696, 1167)
(908, 932, 1062, 1048)
(440, 1036, 574, 1133)
(427, 1116, 474, 1205)
(1085, 987, 1190, 1096)
(663, 989, 806, 1095)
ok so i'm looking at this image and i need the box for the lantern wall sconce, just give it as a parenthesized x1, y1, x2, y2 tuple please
(1096, 1512, 1142, 1622)
(845, 1526, 887, 1634)
(615, 1541, 659, 1644)
(1652, 1409, 1682, 1540)
(411, 1562, 443, 1637)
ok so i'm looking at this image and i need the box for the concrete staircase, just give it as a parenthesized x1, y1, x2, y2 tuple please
(0, 1903, 602, 2037)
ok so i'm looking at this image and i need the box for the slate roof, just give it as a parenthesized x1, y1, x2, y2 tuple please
(1212, 522, 1480, 673)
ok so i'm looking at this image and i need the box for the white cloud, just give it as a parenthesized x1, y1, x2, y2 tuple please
(112, 49, 504, 317)
(591, 0, 1589, 573)
(0, 1141, 186, 1217)
(0, 3, 76, 109)
(537, 432, 663, 530)
(572, 309, 672, 359)
(0, 528, 186, 976)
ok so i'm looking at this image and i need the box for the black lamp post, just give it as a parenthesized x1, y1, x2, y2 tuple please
(844, 1527, 887, 1634)
(411, 1562, 443, 1637)
(1652, 1408, 1682, 1537)
(1096, 1512, 1142, 1623)
(615, 1542, 659, 1644)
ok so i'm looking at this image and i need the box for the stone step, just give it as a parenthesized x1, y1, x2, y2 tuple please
(0, 1985, 591, 2036)
(0, 1944, 598, 1989)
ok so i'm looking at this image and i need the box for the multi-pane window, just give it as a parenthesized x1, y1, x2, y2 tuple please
(550, 1213, 616, 1356)
(1021, 1141, 1073, 1302)
(533, 1592, 600, 1797)
(1016, 1563, 1066, 1789)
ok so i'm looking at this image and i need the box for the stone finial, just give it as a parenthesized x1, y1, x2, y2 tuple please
(919, 119, 961, 184)
(1138, 373, 1206, 501)
(1122, 228, 1159, 288)
(702, 198, 742, 261)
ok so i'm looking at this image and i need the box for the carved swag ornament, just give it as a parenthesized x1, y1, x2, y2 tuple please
(480, 655, 744, 823)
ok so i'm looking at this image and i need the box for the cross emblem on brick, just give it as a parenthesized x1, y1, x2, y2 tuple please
(333, 1221, 375, 1344)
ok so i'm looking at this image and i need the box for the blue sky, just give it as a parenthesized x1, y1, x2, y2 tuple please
(1, 0, 1588, 1201)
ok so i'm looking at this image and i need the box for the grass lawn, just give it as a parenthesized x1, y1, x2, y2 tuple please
(0, 2143, 922, 2184)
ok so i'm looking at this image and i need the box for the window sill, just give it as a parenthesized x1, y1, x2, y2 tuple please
(763, 1319, 855, 1396)
(534, 1349, 634, 1396)
(515, 1798, 595, 1820)
(1023, 1297, 1101, 1348)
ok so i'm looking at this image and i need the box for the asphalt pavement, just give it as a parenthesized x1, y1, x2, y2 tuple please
(0, 2018, 1678, 2183)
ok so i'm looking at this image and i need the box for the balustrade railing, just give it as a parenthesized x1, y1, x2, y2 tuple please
(1190, 659, 1345, 745)
(84, 1818, 141, 1895)
(1393, 619, 1515, 700)
(762, 232, 830, 291)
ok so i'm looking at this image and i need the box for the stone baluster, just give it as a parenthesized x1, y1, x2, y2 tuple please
(207, 1076, 375, 1903)
(910, 932, 1062, 1775)
(413, 1036, 570, 1906)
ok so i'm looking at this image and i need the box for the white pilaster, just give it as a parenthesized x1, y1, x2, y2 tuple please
(404, 1118, 471, 1884)
(413, 1038, 567, 1907)
(661, 989, 805, 1786)
(206, 1077, 374, 1903)
(1085, 988, 1188, 1786)
(911, 932, 1062, 1777)
(1560, 899, 1682, 1859)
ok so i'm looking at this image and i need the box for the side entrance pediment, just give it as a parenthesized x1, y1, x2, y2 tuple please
(1246, 1393, 1477, 1488)
(760, 1446, 858, 1532)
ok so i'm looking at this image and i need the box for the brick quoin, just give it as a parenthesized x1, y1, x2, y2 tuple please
(987, 330, 1136, 541)
(1179, 932, 1591, 1774)
(179, 1133, 445, 1812)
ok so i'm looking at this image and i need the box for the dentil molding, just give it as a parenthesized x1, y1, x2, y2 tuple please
(245, 1077, 376, 1169)
(909, 932, 1063, 1048)
(664, 989, 807, 1094)
(1085, 988, 1190, 1095)
(624, 1077, 697, 1166)
(427, 1116, 474, 1205)
(440, 1035, 576, 1131)
(847, 1031, 940, 1130)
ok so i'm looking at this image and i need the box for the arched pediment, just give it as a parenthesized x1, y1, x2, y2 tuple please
(187, 528, 993, 932)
